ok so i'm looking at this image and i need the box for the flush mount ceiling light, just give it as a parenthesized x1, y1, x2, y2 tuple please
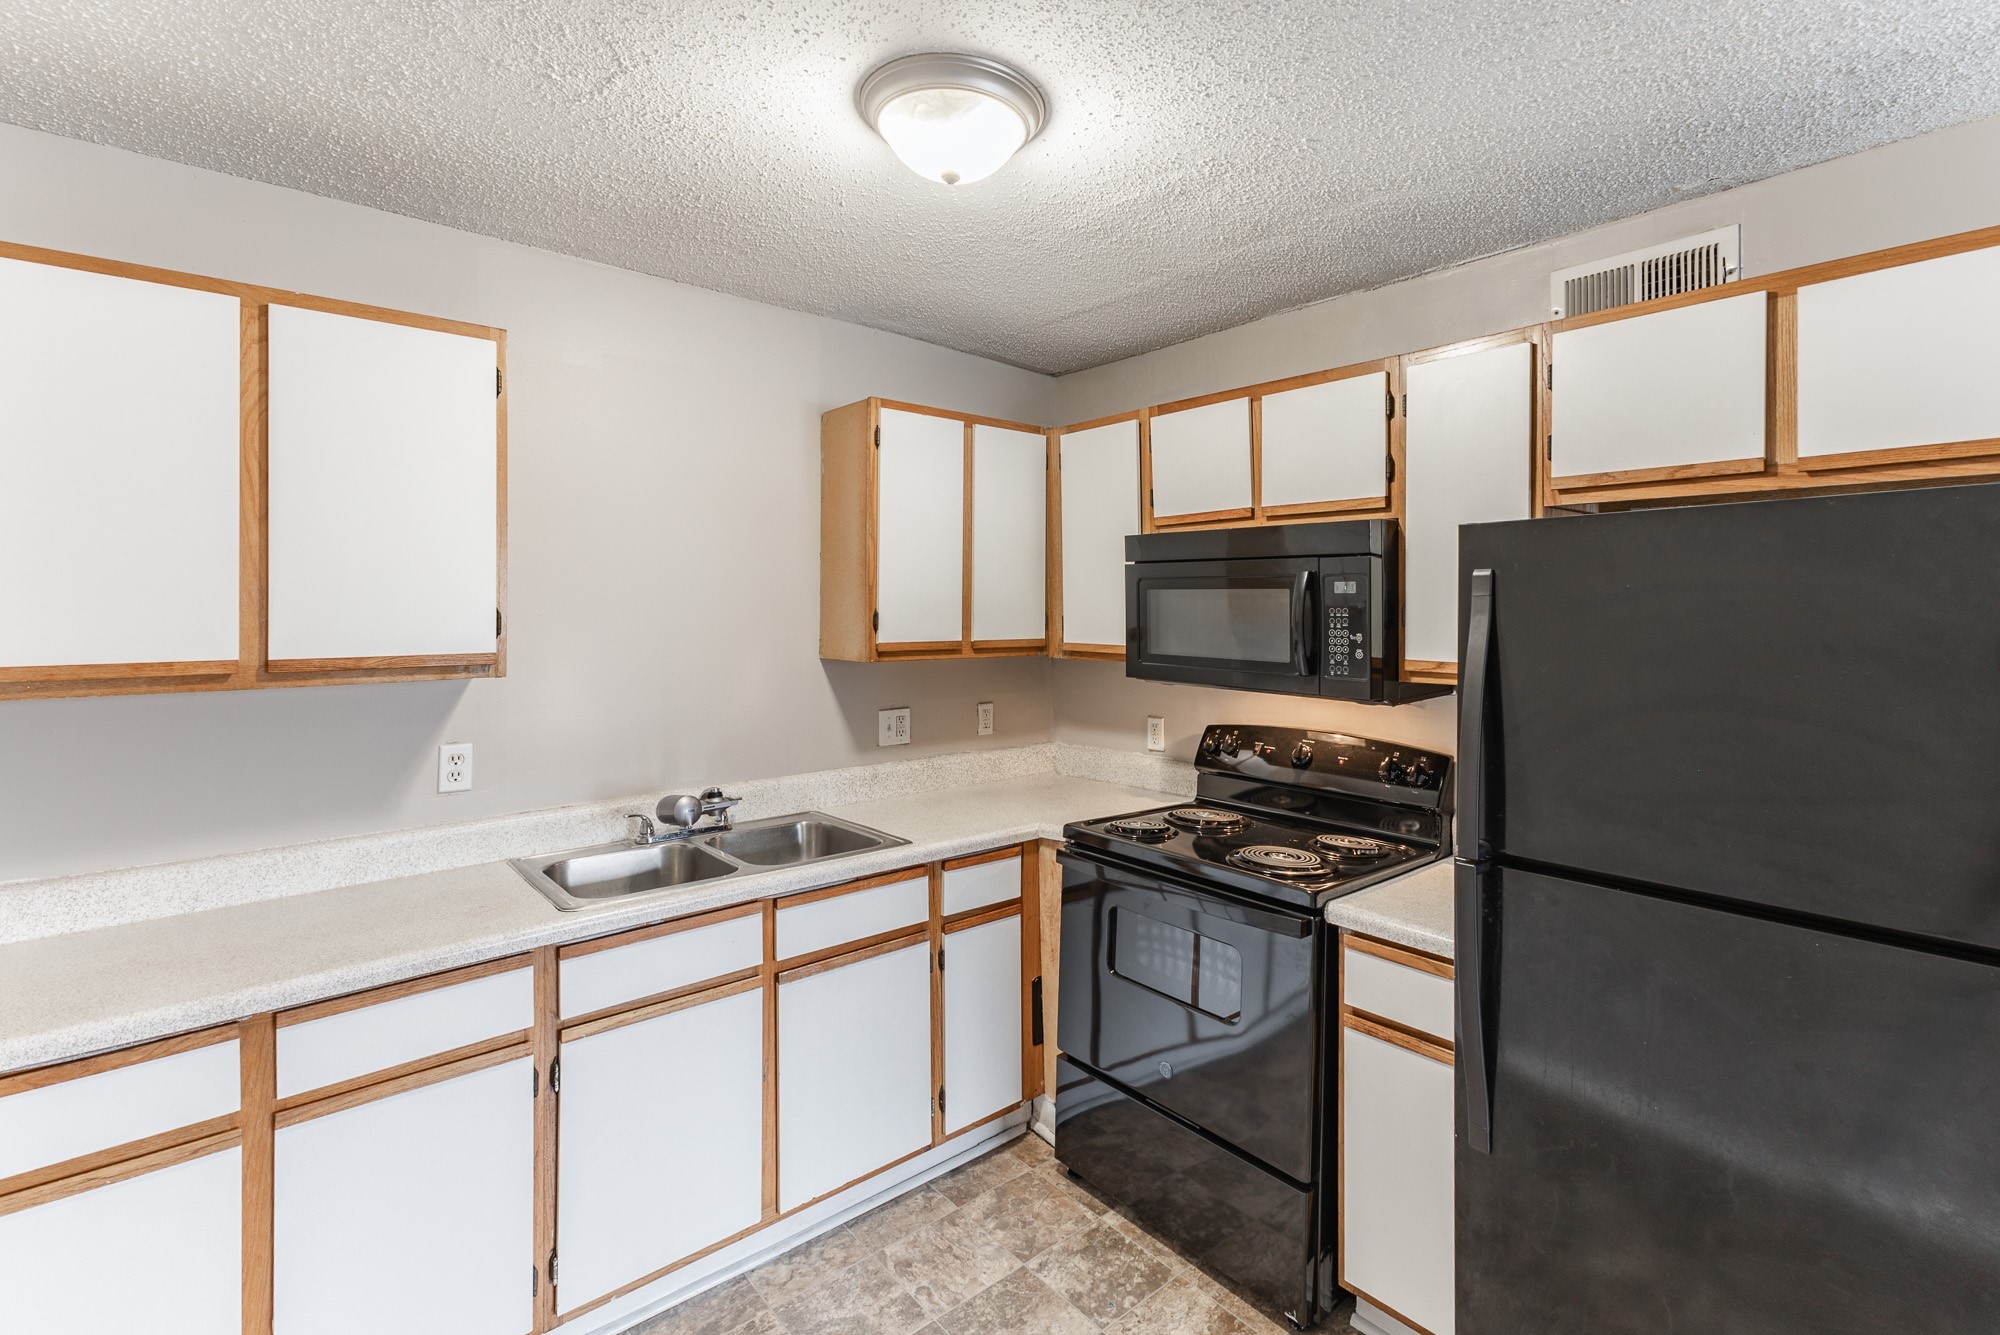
(856, 53, 1046, 186)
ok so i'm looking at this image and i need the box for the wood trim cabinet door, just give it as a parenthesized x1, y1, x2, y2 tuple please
(1055, 417, 1141, 656)
(0, 1141, 242, 1334)
(273, 1057, 534, 1334)
(776, 939, 933, 1212)
(1340, 1022, 1454, 1335)
(1147, 396, 1253, 526)
(1797, 243, 2000, 470)
(0, 254, 241, 682)
(265, 303, 502, 670)
(940, 910, 1025, 1136)
(970, 423, 1048, 646)
(1258, 370, 1392, 515)
(1549, 290, 1767, 489)
(1400, 337, 1537, 680)
(874, 406, 967, 648)
(555, 985, 765, 1317)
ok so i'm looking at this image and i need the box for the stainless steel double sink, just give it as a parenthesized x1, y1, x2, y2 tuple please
(511, 812, 908, 912)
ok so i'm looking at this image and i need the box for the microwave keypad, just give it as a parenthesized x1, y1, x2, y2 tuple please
(1326, 605, 1366, 678)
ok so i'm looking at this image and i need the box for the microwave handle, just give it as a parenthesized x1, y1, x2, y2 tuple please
(1291, 572, 1314, 676)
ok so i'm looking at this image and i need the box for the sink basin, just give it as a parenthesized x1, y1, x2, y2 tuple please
(703, 818, 891, 866)
(511, 811, 908, 911)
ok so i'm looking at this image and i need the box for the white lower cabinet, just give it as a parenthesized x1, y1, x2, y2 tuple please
(0, 1145, 241, 1335)
(275, 1057, 535, 1335)
(557, 986, 766, 1313)
(777, 940, 934, 1211)
(942, 913, 1024, 1136)
(1342, 1026, 1454, 1335)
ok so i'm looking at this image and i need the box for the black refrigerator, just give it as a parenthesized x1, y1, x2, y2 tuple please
(1453, 482, 2000, 1333)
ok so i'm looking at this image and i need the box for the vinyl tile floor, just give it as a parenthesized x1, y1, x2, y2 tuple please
(632, 1133, 1361, 1335)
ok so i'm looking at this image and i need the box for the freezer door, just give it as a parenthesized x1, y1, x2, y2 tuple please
(1459, 482, 2000, 949)
(1457, 865, 2000, 1333)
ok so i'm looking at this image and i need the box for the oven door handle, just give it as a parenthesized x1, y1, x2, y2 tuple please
(1058, 845, 1316, 939)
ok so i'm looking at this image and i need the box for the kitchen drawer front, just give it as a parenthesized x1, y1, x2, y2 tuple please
(276, 963, 534, 1100)
(560, 909, 764, 1020)
(1342, 938, 1454, 1041)
(0, 1034, 240, 1180)
(941, 850, 1023, 917)
(775, 872, 928, 961)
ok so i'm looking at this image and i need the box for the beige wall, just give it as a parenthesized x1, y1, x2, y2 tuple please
(1047, 113, 2000, 761)
(0, 123, 1058, 882)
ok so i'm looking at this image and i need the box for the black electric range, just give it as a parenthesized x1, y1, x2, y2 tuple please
(1054, 724, 1451, 1328)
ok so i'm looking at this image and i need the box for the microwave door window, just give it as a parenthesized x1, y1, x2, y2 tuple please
(1141, 584, 1295, 667)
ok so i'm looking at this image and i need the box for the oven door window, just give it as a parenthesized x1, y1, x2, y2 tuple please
(1131, 560, 1312, 677)
(1109, 906, 1243, 1023)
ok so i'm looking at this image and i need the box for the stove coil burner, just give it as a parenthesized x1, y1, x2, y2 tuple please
(1164, 806, 1248, 835)
(1105, 815, 1175, 842)
(1314, 833, 1399, 862)
(1227, 844, 1329, 878)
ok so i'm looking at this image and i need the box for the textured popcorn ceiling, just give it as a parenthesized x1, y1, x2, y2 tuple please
(3, 2, 1999, 373)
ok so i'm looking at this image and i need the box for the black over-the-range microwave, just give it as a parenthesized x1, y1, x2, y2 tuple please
(1124, 520, 1449, 703)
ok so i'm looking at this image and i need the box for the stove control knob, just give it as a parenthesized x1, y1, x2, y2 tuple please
(1290, 742, 1314, 769)
(1200, 732, 1223, 758)
(1408, 758, 1439, 789)
(1218, 730, 1241, 755)
(1378, 755, 1408, 785)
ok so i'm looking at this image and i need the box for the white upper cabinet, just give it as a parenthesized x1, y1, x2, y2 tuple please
(970, 424, 1046, 643)
(1797, 245, 2000, 466)
(266, 304, 500, 664)
(1402, 340, 1535, 671)
(0, 257, 240, 674)
(1148, 397, 1252, 522)
(1551, 291, 1767, 483)
(1058, 418, 1141, 650)
(874, 407, 966, 645)
(1258, 372, 1391, 512)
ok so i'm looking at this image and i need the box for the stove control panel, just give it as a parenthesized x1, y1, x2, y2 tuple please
(1196, 723, 1451, 806)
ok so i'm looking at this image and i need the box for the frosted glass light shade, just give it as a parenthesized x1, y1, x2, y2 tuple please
(857, 53, 1047, 188)
(875, 87, 1028, 186)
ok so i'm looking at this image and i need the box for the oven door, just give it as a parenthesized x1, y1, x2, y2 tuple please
(1056, 846, 1323, 1183)
(1125, 557, 1318, 695)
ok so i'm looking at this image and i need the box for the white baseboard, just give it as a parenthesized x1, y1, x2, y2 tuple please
(1030, 1093, 1055, 1143)
(1350, 1296, 1424, 1335)
(563, 1108, 1028, 1334)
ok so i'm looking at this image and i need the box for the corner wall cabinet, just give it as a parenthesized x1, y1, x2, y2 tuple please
(1052, 414, 1142, 659)
(0, 843, 1043, 1334)
(820, 398, 1049, 661)
(1400, 332, 1541, 682)
(0, 240, 507, 702)
(1339, 935, 1455, 1335)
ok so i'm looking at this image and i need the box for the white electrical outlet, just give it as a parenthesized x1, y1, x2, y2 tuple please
(438, 742, 474, 793)
(976, 702, 994, 736)
(1146, 716, 1166, 752)
(878, 707, 912, 747)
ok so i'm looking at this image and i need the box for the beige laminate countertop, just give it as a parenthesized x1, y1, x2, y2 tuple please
(0, 773, 1180, 1074)
(1324, 859, 1456, 959)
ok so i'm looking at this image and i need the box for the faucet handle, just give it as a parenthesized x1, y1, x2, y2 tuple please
(626, 812, 657, 843)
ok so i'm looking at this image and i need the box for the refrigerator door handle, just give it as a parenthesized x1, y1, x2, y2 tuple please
(1459, 567, 1494, 859)
(1456, 858, 1495, 1154)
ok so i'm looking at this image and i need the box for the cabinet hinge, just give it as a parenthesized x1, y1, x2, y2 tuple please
(1400, 393, 1408, 417)
(496, 367, 504, 397)
(496, 607, 504, 639)
(531, 1066, 538, 1098)
(531, 1265, 538, 1298)
(1148, 489, 1156, 511)
(937, 947, 945, 973)
(937, 1086, 946, 1116)
(550, 1057, 561, 1093)
(1385, 455, 1395, 483)
(1546, 363, 1554, 391)
(872, 610, 879, 633)
(873, 426, 881, 448)
(1030, 976, 1045, 1046)
(1545, 434, 1553, 461)
(549, 1250, 559, 1286)
(1384, 390, 1395, 419)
